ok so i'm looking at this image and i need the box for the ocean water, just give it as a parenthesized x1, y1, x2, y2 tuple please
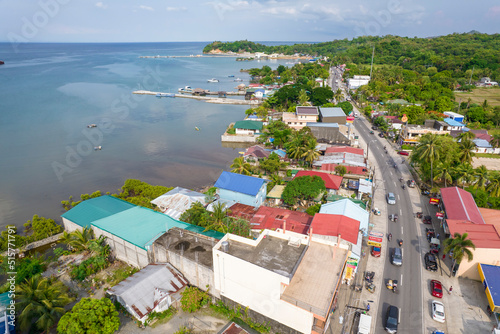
(0, 42, 290, 230)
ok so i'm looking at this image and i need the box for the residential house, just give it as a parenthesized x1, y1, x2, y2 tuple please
(267, 184, 285, 206)
(61, 195, 136, 232)
(473, 138, 495, 154)
(249, 206, 313, 234)
(320, 199, 369, 237)
(313, 146, 368, 170)
(213, 230, 349, 334)
(306, 123, 350, 145)
(233, 120, 263, 136)
(309, 213, 361, 257)
(319, 107, 346, 124)
(443, 117, 466, 131)
(214, 171, 267, 207)
(150, 187, 206, 220)
(347, 75, 370, 90)
(107, 263, 188, 323)
(477, 77, 499, 87)
(443, 111, 465, 123)
(294, 170, 343, 192)
(401, 124, 450, 145)
(282, 106, 319, 130)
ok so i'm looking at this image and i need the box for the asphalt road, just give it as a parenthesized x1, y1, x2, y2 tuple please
(353, 113, 424, 334)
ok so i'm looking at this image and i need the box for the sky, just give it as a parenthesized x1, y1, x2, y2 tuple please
(0, 0, 499, 43)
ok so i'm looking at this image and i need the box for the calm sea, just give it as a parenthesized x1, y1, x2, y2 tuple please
(0, 42, 290, 230)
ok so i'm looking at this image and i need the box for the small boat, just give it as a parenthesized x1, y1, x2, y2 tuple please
(94, 146, 102, 150)
(156, 93, 175, 98)
(0, 60, 4, 65)
(234, 78, 243, 82)
(178, 86, 193, 93)
(207, 78, 219, 83)
(195, 127, 200, 131)
(87, 124, 97, 128)
(228, 75, 235, 77)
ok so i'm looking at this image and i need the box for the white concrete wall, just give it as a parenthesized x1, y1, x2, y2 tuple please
(62, 217, 84, 233)
(235, 128, 256, 135)
(213, 232, 314, 333)
(92, 226, 149, 268)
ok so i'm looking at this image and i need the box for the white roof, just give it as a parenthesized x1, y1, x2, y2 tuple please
(358, 179, 372, 194)
(108, 264, 188, 319)
(151, 187, 206, 220)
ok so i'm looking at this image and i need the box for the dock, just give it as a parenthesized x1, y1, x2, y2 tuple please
(133, 90, 262, 105)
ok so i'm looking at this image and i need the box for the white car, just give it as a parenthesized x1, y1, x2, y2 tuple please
(387, 193, 396, 205)
(432, 300, 445, 323)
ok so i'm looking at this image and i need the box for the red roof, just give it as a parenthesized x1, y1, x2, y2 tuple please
(310, 213, 360, 244)
(440, 187, 485, 224)
(221, 322, 250, 334)
(294, 171, 343, 190)
(249, 206, 312, 234)
(244, 145, 270, 159)
(227, 203, 257, 221)
(320, 163, 368, 175)
(325, 146, 364, 156)
(447, 220, 500, 249)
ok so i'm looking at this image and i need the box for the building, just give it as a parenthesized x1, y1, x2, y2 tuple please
(249, 206, 313, 234)
(441, 187, 485, 226)
(150, 187, 206, 220)
(282, 106, 319, 130)
(401, 124, 450, 145)
(313, 146, 368, 170)
(320, 199, 369, 237)
(324, 146, 364, 156)
(213, 230, 349, 334)
(443, 118, 466, 131)
(267, 184, 285, 206)
(318, 107, 346, 124)
(443, 111, 465, 123)
(306, 123, 350, 145)
(347, 75, 370, 90)
(477, 264, 500, 314)
(107, 263, 188, 323)
(61, 195, 136, 232)
(473, 138, 496, 154)
(233, 120, 263, 136)
(309, 213, 361, 256)
(477, 77, 499, 87)
(214, 171, 267, 207)
(294, 171, 343, 191)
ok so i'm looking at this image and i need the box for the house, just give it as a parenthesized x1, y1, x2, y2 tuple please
(401, 124, 450, 145)
(443, 111, 465, 123)
(150, 187, 206, 220)
(249, 206, 313, 234)
(473, 138, 496, 154)
(309, 213, 361, 250)
(107, 263, 188, 323)
(214, 171, 267, 207)
(294, 170, 343, 191)
(266, 184, 285, 206)
(282, 106, 319, 130)
(319, 199, 369, 236)
(477, 77, 499, 87)
(61, 195, 136, 232)
(347, 75, 370, 90)
(443, 117, 466, 131)
(233, 120, 263, 136)
(321, 164, 368, 175)
(306, 123, 350, 145)
(319, 107, 346, 124)
(314, 146, 368, 170)
(213, 230, 349, 334)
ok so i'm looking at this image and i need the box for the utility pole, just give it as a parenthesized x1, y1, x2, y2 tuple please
(468, 66, 475, 85)
(369, 46, 375, 80)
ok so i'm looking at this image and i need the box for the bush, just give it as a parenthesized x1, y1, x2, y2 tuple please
(180, 287, 211, 313)
(70, 255, 109, 281)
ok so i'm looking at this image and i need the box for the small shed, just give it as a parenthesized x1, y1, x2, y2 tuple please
(193, 88, 207, 96)
(218, 91, 227, 98)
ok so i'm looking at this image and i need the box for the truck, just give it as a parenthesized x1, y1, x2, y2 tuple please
(357, 313, 371, 334)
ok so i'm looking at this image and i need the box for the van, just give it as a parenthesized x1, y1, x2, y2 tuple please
(357, 313, 371, 334)
(392, 247, 402, 266)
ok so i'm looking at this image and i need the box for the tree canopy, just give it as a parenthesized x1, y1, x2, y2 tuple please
(57, 298, 120, 334)
(282, 175, 326, 206)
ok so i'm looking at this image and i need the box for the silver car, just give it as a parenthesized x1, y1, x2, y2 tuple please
(387, 192, 396, 205)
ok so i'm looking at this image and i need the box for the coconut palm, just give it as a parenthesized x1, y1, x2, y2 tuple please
(230, 157, 252, 176)
(473, 165, 489, 194)
(443, 232, 476, 272)
(486, 172, 500, 197)
(286, 141, 305, 162)
(298, 89, 309, 106)
(301, 138, 320, 167)
(490, 134, 500, 149)
(457, 131, 475, 142)
(205, 202, 230, 233)
(17, 275, 72, 333)
(433, 162, 453, 187)
(270, 173, 283, 186)
(65, 227, 94, 252)
(414, 133, 440, 187)
(458, 139, 476, 164)
(452, 164, 475, 188)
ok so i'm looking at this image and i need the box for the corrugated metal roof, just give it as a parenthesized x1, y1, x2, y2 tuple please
(151, 187, 206, 219)
(61, 195, 136, 229)
(234, 120, 263, 130)
(320, 199, 369, 227)
(214, 171, 266, 196)
(296, 106, 319, 115)
(319, 107, 346, 117)
(441, 187, 485, 224)
(108, 264, 188, 319)
(310, 213, 360, 244)
(443, 118, 465, 127)
(473, 138, 492, 148)
(307, 122, 339, 128)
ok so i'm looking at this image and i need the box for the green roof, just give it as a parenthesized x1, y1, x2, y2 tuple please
(91, 206, 224, 250)
(326, 194, 367, 209)
(234, 120, 263, 131)
(61, 195, 136, 229)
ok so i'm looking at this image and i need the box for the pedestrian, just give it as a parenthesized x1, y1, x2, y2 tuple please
(366, 303, 370, 312)
(437, 233, 440, 238)
(449, 286, 453, 294)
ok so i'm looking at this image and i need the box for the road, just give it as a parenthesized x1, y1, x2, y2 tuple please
(353, 110, 425, 333)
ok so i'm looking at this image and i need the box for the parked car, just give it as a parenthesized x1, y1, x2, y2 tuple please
(387, 192, 396, 205)
(397, 151, 409, 156)
(385, 305, 399, 333)
(432, 300, 446, 323)
(371, 246, 381, 257)
(425, 252, 438, 272)
(431, 280, 443, 298)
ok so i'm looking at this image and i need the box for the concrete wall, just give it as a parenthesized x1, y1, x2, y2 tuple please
(221, 134, 257, 143)
(235, 129, 257, 136)
(92, 226, 149, 268)
(213, 234, 314, 334)
(62, 217, 84, 233)
(457, 248, 500, 280)
(218, 185, 266, 207)
(322, 116, 346, 125)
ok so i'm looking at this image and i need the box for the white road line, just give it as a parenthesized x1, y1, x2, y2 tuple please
(400, 209, 402, 215)
(401, 226, 403, 234)
(398, 194, 400, 200)
(401, 274, 403, 286)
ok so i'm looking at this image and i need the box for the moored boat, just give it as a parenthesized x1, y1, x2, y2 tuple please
(207, 78, 219, 83)
(156, 93, 175, 98)
(178, 86, 193, 93)
(0, 60, 4, 65)
(87, 124, 97, 128)
(234, 78, 243, 82)
(94, 146, 102, 150)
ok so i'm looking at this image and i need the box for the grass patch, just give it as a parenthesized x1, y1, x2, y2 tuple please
(475, 153, 500, 159)
(455, 87, 500, 107)
(106, 264, 139, 287)
(146, 308, 178, 328)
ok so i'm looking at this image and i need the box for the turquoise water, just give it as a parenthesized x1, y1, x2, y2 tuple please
(0, 42, 289, 229)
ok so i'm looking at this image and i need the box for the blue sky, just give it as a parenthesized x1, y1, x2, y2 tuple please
(0, 0, 499, 43)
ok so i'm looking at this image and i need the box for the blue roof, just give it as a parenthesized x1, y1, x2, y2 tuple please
(320, 199, 369, 226)
(92, 206, 224, 250)
(307, 122, 339, 128)
(61, 195, 136, 229)
(479, 264, 500, 307)
(273, 149, 287, 158)
(214, 171, 266, 196)
(473, 138, 492, 148)
(443, 118, 465, 127)
(320, 107, 346, 118)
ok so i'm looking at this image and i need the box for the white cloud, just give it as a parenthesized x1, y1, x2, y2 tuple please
(166, 7, 187, 11)
(139, 5, 154, 11)
(95, 2, 107, 9)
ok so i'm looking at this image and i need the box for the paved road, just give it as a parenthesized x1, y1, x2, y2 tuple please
(354, 113, 424, 334)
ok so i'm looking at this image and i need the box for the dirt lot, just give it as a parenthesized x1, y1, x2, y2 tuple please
(455, 87, 500, 107)
(472, 156, 500, 170)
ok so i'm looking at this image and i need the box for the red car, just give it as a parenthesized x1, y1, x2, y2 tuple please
(371, 246, 381, 257)
(398, 151, 409, 156)
(431, 280, 443, 298)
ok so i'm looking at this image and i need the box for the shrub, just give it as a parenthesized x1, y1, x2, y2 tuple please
(180, 287, 211, 313)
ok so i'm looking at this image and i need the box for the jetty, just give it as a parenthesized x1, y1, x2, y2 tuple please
(133, 90, 261, 105)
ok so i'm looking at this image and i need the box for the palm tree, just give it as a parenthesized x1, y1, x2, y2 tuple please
(458, 139, 476, 164)
(270, 173, 283, 186)
(301, 138, 320, 167)
(457, 131, 475, 141)
(230, 157, 252, 176)
(286, 141, 305, 162)
(334, 88, 343, 103)
(298, 89, 309, 106)
(443, 232, 476, 273)
(433, 162, 453, 187)
(453, 164, 475, 188)
(205, 202, 230, 233)
(490, 134, 500, 149)
(414, 133, 440, 187)
(486, 172, 500, 197)
(473, 165, 489, 195)
(65, 227, 94, 252)
(17, 275, 73, 333)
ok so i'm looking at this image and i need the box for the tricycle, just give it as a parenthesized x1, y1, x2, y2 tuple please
(373, 208, 381, 216)
(366, 282, 376, 293)
(389, 214, 399, 222)
(386, 279, 398, 293)
(365, 271, 375, 283)
(423, 215, 432, 224)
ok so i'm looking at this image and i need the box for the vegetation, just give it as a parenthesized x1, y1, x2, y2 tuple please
(106, 265, 140, 287)
(17, 275, 73, 333)
(282, 175, 326, 206)
(210, 300, 271, 333)
(0, 215, 62, 252)
(57, 297, 120, 334)
(61, 191, 102, 210)
(180, 286, 211, 313)
(230, 157, 253, 176)
(145, 307, 178, 327)
(443, 232, 476, 271)
(115, 179, 173, 209)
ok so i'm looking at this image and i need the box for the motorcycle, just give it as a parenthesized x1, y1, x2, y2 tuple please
(388, 233, 392, 241)
(365, 271, 375, 283)
(399, 177, 403, 183)
(398, 240, 403, 247)
(416, 212, 423, 218)
(402, 184, 406, 190)
(389, 214, 399, 222)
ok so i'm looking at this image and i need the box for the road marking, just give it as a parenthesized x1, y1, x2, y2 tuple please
(401, 226, 403, 234)
(400, 209, 402, 215)
(401, 274, 403, 286)
(398, 194, 400, 200)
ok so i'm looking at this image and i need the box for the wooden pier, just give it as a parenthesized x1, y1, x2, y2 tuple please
(133, 90, 261, 105)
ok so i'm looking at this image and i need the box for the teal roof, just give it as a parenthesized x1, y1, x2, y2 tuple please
(61, 195, 136, 229)
(234, 120, 263, 131)
(0, 292, 11, 308)
(91, 206, 224, 250)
